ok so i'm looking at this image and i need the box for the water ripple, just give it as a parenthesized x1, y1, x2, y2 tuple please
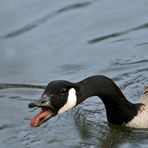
(0, 124, 16, 131)
(1, 14, 55, 38)
(3, 24, 37, 38)
(0, 83, 45, 89)
(135, 42, 148, 47)
(1, 2, 92, 39)
(88, 22, 148, 44)
(56, 64, 86, 75)
(113, 59, 148, 66)
(57, 2, 91, 13)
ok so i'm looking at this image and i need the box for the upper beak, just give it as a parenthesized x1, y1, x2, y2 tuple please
(28, 100, 41, 108)
(28, 95, 53, 109)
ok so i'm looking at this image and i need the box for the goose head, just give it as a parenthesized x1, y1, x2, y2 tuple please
(28, 80, 79, 127)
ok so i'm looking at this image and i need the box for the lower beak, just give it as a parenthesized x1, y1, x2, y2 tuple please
(28, 98, 56, 127)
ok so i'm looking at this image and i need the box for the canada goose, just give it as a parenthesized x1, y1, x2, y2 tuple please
(28, 75, 148, 128)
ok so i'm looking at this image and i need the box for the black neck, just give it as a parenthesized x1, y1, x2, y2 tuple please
(76, 75, 140, 125)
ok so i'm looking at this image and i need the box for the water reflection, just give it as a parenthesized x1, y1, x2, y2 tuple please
(74, 109, 148, 148)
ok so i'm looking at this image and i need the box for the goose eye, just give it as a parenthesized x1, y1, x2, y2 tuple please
(60, 88, 67, 95)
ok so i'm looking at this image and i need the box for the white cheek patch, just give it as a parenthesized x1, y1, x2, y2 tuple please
(58, 88, 77, 114)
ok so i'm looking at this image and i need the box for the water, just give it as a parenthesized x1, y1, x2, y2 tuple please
(0, 0, 148, 147)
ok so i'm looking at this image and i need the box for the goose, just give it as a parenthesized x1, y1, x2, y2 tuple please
(28, 75, 148, 128)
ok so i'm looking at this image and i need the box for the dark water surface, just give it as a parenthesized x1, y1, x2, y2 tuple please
(0, 0, 148, 147)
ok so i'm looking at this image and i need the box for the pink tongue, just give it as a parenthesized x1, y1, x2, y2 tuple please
(30, 110, 50, 127)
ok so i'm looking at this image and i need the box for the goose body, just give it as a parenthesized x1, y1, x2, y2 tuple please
(126, 87, 148, 128)
(28, 75, 148, 128)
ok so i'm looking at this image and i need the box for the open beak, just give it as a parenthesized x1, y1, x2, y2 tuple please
(28, 96, 57, 127)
